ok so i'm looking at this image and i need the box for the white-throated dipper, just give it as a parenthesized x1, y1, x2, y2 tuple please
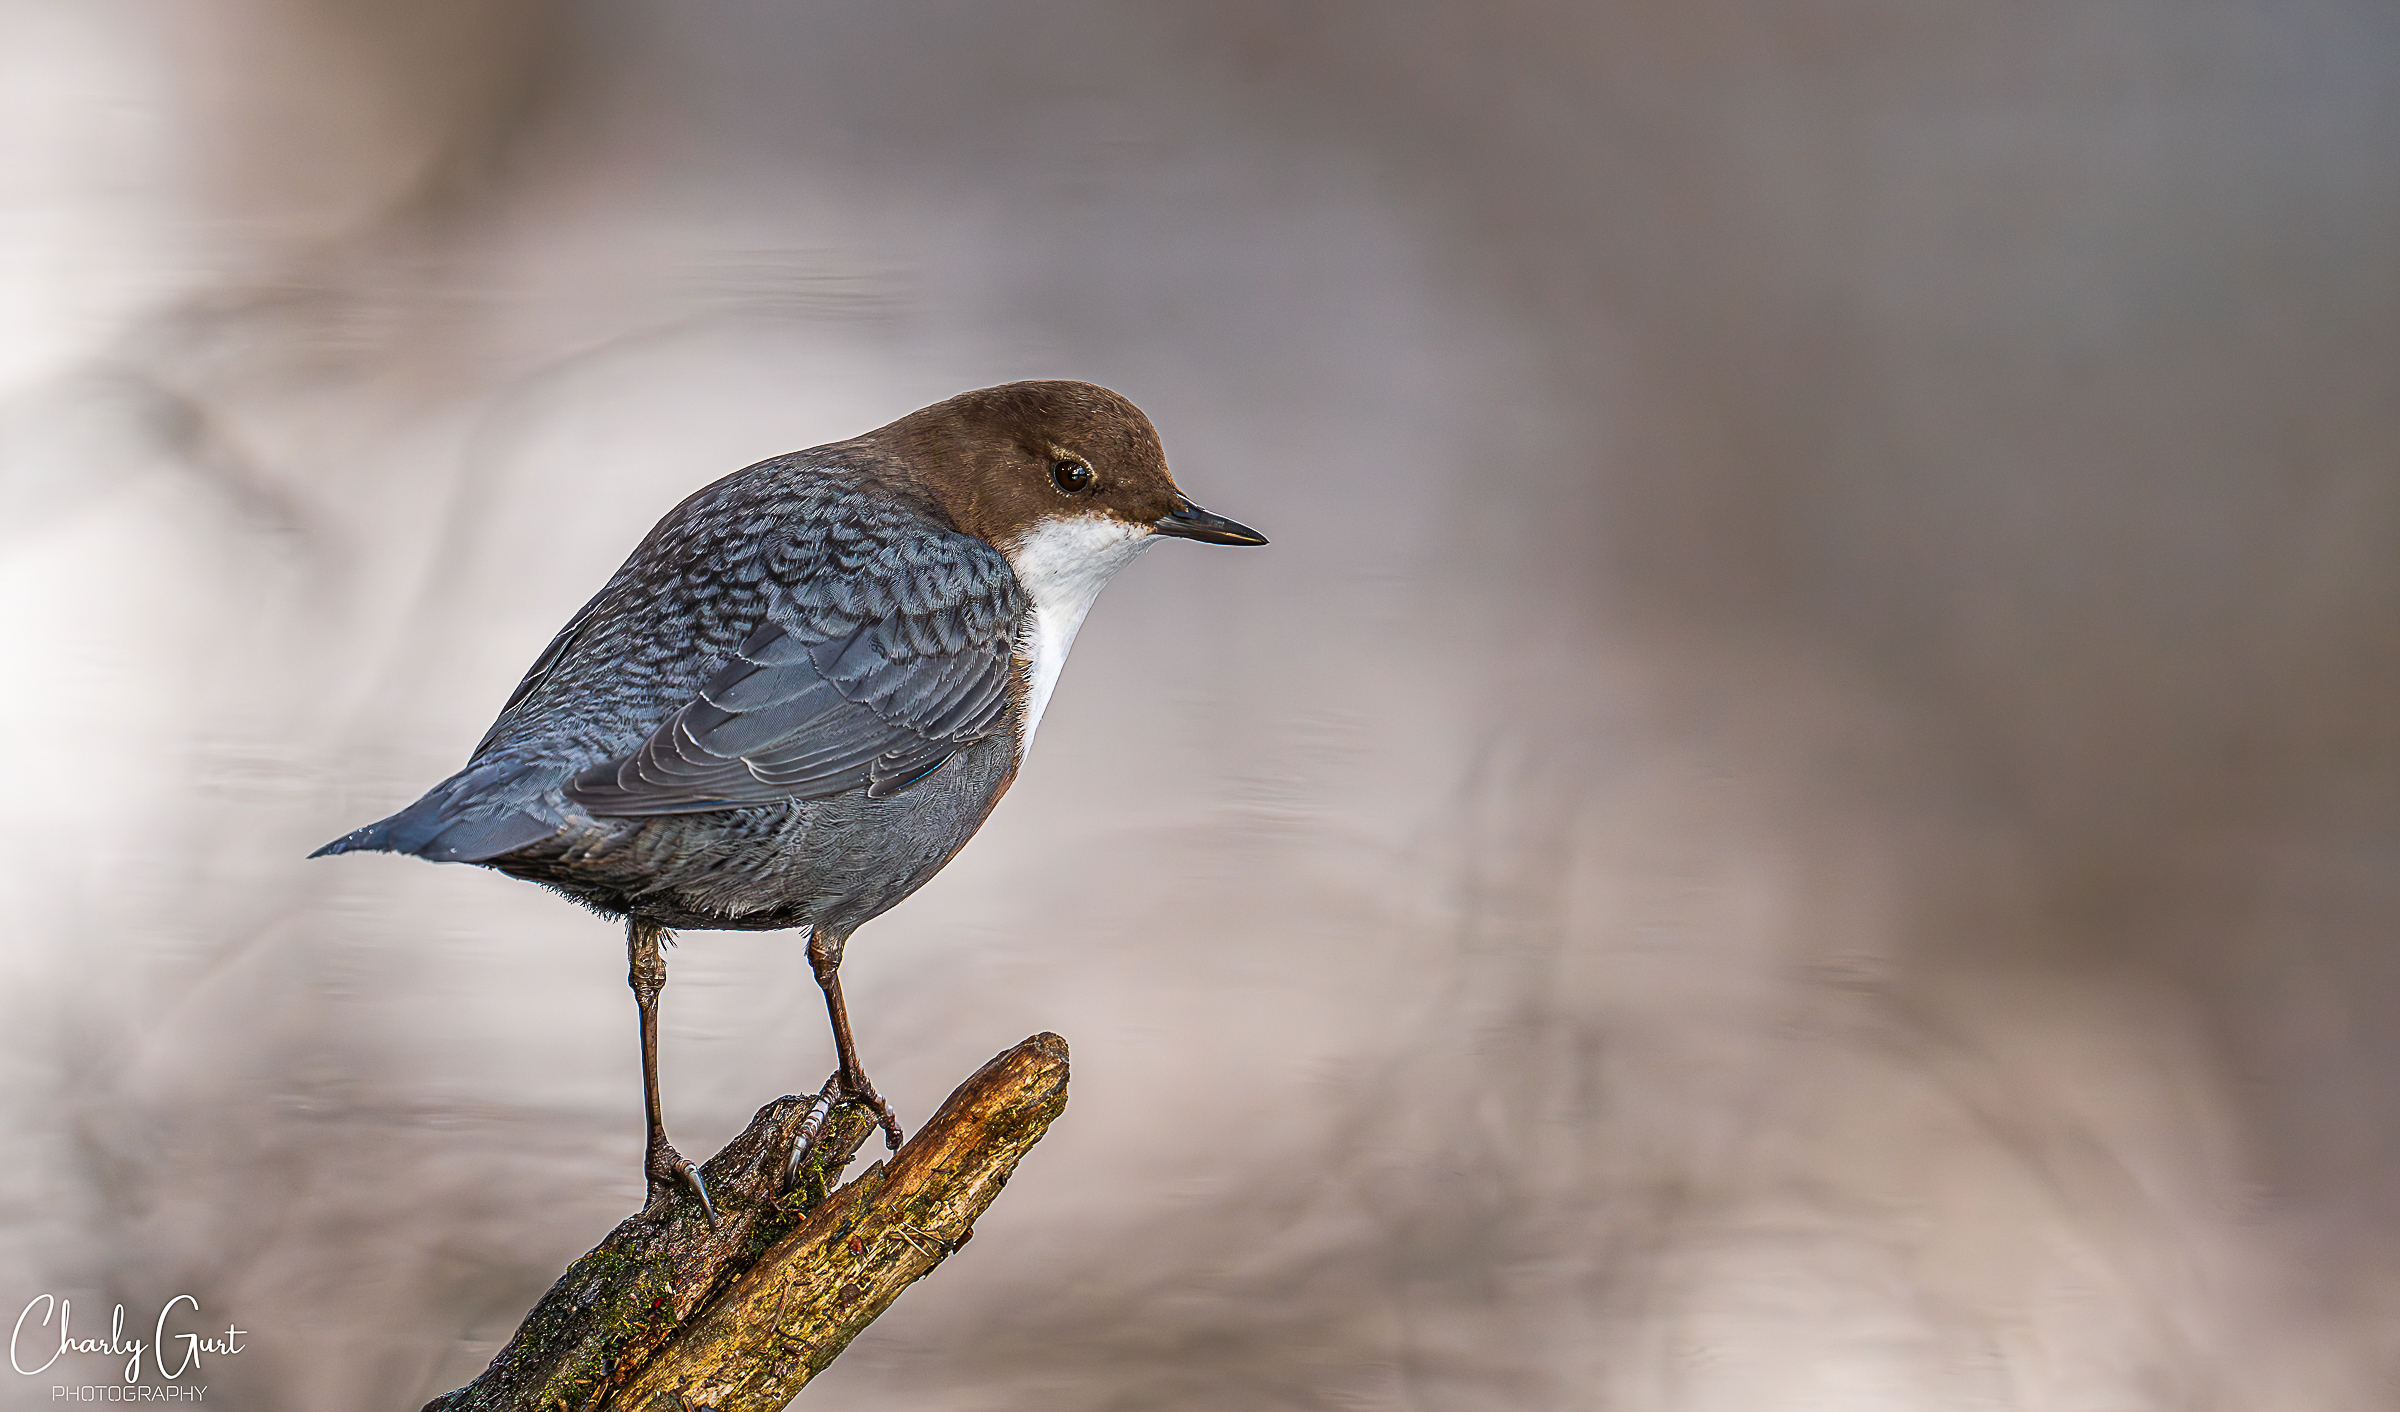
(314, 380, 1264, 1219)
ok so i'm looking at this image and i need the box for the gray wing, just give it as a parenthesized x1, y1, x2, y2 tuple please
(564, 531, 1022, 815)
(472, 590, 605, 756)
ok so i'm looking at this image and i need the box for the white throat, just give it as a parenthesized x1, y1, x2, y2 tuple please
(1002, 514, 1158, 759)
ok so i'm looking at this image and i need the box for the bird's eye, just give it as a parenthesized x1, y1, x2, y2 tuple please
(1052, 459, 1093, 493)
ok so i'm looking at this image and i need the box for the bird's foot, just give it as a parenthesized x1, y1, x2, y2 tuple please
(782, 1075, 840, 1186)
(840, 1067, 905, 1151)
(783, 1068, 906, 1191)
(645, 1139, 719, 1226)
(785, 1076, 842, 1188)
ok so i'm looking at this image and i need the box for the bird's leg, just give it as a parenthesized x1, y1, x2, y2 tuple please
(807, 927, 904, 1151)
(630, 917, 718, 1224)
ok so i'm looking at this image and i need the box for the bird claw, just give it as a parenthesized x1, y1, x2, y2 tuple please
(785, 1080, 841, 1187)
(784, 1068, 905, 1188)
(647, 1142, 719, 1226)
(841, 1069, 905, 1151)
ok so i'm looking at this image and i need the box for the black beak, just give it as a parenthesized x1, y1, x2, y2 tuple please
(1152, 498, 1268, 546)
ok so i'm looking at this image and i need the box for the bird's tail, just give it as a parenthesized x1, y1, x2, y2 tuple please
(311, 758, 568, 864)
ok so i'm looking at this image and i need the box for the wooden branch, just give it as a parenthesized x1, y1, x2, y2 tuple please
(424, 1033, 1071, 1412)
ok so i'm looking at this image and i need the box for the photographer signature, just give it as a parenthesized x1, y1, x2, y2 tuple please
(11, 1295, 245, 1384)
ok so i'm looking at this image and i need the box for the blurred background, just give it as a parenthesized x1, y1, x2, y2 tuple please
(2, 1, 2396, 1407)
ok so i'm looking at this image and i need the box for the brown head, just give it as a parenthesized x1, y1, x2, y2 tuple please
(864, 380, 1266, 552)
(860, 380, 1264, 754)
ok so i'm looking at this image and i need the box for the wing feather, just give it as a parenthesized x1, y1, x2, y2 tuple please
(563, 528, 1021, 816)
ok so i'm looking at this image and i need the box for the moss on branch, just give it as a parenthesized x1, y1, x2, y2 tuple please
(424, 1034, 1071, 1412)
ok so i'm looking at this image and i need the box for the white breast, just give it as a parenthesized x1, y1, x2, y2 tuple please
(1002, 514, 1159, 759)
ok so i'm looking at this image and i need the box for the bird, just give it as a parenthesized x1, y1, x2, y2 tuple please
(313, 380, 1264, 1220)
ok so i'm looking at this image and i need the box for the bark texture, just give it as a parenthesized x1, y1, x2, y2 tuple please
(423, 1033, 1070, 1411)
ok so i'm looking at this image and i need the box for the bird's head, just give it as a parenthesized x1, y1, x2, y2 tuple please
(873, 380, 1267, 558)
